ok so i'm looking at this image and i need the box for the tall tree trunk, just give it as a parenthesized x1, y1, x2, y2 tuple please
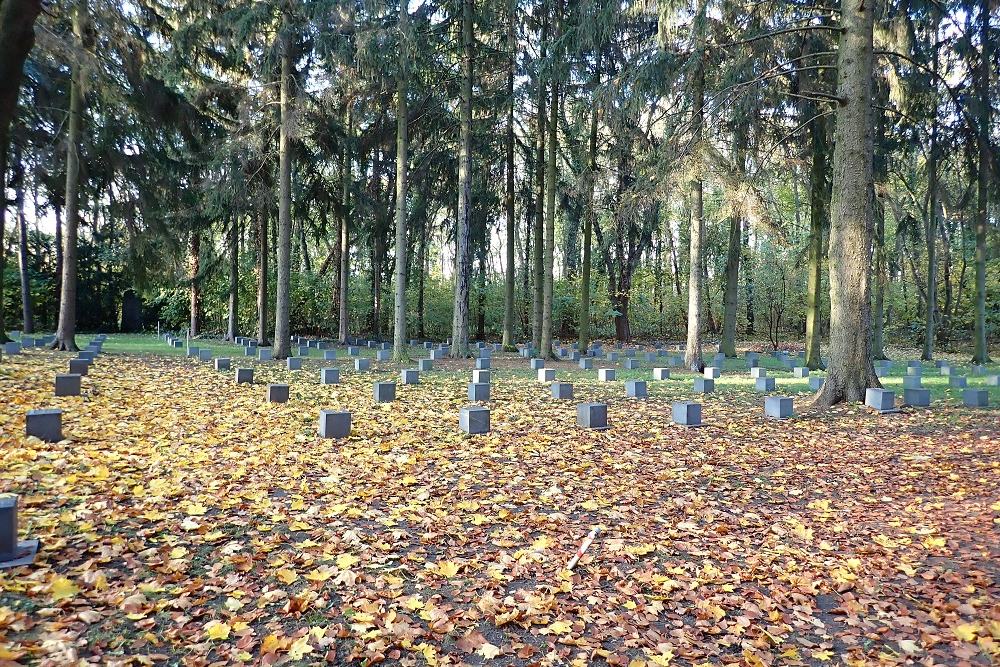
(189, 232, 201, 337)
(540, 0, 560, 358)
(338, 107, 352, 344)
(531, 2, 548, 352)
(871, 82, 888, 361)
(416, 177, 427, 339)
(273, 12, 293, 359)
(684, 21, 705, 372)
(502, 0, 517, 351)
(814, 0, 879, 407)
(53, 0, 86, 351)
(805, 113, 828, 369)
(392, 0, 410, 361)
(971, 0, 991, 364)
(578, 69, 599, 352)
(298, 223, 311, 274)
(227, 218, 239, 341)
(15, 155, 33, 334)
(743, 218, 754, 335)
(720, 213, 740, 357)
(923, 13, 939, 361)
(450, 0, 474, 357)
(257, 209, 270, 345)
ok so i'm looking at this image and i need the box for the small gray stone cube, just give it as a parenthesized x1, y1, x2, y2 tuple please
(623, 359, 639, 370)
(653, 368, 670, 381)
(244, 346, 256, 356)
(579, 358, 593, 370)
(625, 380, 648, 398)
(704, 367, 720, 379)
(376, 349, 391, 362)
(694, 377, 715, 393)
(298, 346, 311, 357)
(186, 346, 199, 358)
(320, 368, 340, 384)
(672, 401, 701, 426)
(903, 388, 930, 407)
(949, 376, 967, 388)
(472, 369, 490, 384)
(401, 368, 419, 384)
(460, 406, 490, 434)
(537, 368, 555, 382)
(258, 348, 273, 361)
(793, 367, 809, 378)
(78, 350, 97, 362)
(808, 377, 825, 391)
(236, 368, 254, 384)
(430, 349, 445, 360)
(374, 382, 395, 403)
(576, 402, 608, 429)
(267, 384, 289, 403)
(939, 365, 952, 376)
(598, 368, 616, 382)
(215, 358, 231, 371)
(355, 358, 371, 371)
(418, 359, 433, 371)
(962, 389, 988, 407)
(606, 352, 619, 362)
(865, 388, 895, 412)
(530, 358, 545, 370)
(54, 374, 81, 397)
(26, 409, 62, 442)
(468, 382, 490, 401)
(755, 377, 775, 392)
(347, 346, 360, 356)
(318, 410, 351, 439)
(287, 357, 302, 371)
(475, 357, 490, 370)
(765, 396, 793, 419)
(68, 359, 89, 376)
(906, 366, 922, 377)
(551, 382, 573, 399)
(751, 367, 767, 379)
(972, 365, 986, 376)
(199, 349, 212, 362)
(324, 350, 338, 361)
(903, 376, 923, 389)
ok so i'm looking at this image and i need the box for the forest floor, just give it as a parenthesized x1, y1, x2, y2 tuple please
(0, 336, 998, 666)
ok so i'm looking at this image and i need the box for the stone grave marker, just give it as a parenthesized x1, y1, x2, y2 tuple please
(418, 359, 433, 371)
(793, 367, 809, 378)
(355, 358, 371, 371)
(672, 401, 702, 427)
(530, 358, 545, 370)
(54, 374, 81, 397)
(377, 349, 391, 362)
(704, 367, 720, 379)
(949, 376, 967, 388)
(537, 368, 555, 382)
(903, 388, 930, 407)
(215, 358, 231, 371)
(551, 382, 573, 399)
(808, 377, 825, 391)
(0, 495, 40, 569)
(625, 380, 648, 398)
(258, 348, 273, 361)
(318, 410, 351, 439)
(468, 382, 490, 401)
(68, 359, 89, 376)
(576, 403, 608, 429)
(472, 369, 490, 384)
(765, 396, 793, 419)
(267, 384, 290, 403)
(460, 406, 490, 434)
(598, 368, 616, 382)
(236, 368, 254, 384)
(903, 376, 923, 389)
(653, 368, 670, 381)
(865, 388, 896, 413)
(756, 377, 775, 392)
(475, 357, 490, 370)
(694, 377, 715, 393)
(324, 350, 338, 361)
(623, 359, 639, 370)
(401, 369, 419, 385)
(320, 368, 340, 384)
(579, 358, 593, 370)
(26, 409, 62, 442)
(962, 389, 988, 408)
(374, 382, 396, 403)
(287, 357, 303, 371)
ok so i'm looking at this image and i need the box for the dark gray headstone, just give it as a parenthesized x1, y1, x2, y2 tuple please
(267, 384, 289, 403)
(199, 349, 213, 362)
(756, 377, 775, 392)
(68, 359, 89, 376)
(374, 382, 396, 403)
(623, 359, 639, 370)
(962, 389, 988, 407)
(903, 376, 922, 389)
(537, 368, 555, 382)
(906, 366, 922, 377)
(793, 367, 809, 379)
(355, 358, 371, 372)
(579, 358, 593, 370)
(625, 380, 648, 398)
(672, 401, 701, 426)
(0, 494, 40, 569)
(54, 374, 81, 397)
(903, 388, 930, 407)
(472, 369, 490, 384)
(418, 359, 433, 371)
(865, 388, 895, 413)
(26, 409, 62, 442)
(258, 348, 273, 361)
(323, 350, 338, 361)
(468, 382, 490, 401)
(401, 369, 419, 385)
(694, 377, 714, 393)
(475, 357, 490, 370)
(318, 410, 351, 439)
(186, 346, 199, 358)
(78, 350, 97, 362)
(949, 376, 967, 388)
(376, 349, 391, 362)
(765, 396, 793, 419)
(236, 368, 254, 384)
(598, 368, 616, 382)
(347, 346, 360, 356)
(530, 358, 545, 370)
(606, 351, 619, 362)
(704, 367, 720, 379)
(750, 367, 767, 379)
(653, 367, 670, 381)
(808, 376, 824, 391)
(576, 402, 608, 429)
(460, 406, 490, 434)
(320, 368, 340, 384)
(215, 358, 231, 371)
(551, 382, 573, 399)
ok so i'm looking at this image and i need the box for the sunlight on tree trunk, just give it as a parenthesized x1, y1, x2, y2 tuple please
(392, 0, 409, 362)
(450, 0, 473, 358)
(273, 12, 293, 359)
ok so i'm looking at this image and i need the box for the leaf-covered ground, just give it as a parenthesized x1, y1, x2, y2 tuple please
(1, 338, 998, 666)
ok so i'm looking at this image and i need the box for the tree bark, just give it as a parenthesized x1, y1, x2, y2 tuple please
(531, 2, 547, 352)
(720, 212, 740, 357)
(338, 107, 352, 344)
(227, 217, 239, 341)
(923, 13, 939, 361)
(257, 209, 270, 345)
(450, 0, 473, 357)
(273, 11, 293, 359)
(53, 0, 86, 352)
(743, 218, 754, 335)
(971, 0, 991, 364)
(578, 68, 599, 353)
(15, 155, 33, 334)
(814, 0, 880, 407)
(540, 0, 560, 359)
(684, 22, 706, 372)
(392, 0, 409, 360)
(502, 0, 517, 351)
(805, 113, 828, 369)
(189, 232, 201, 337)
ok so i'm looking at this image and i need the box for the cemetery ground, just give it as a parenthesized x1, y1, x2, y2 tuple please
(1, 336, 998, 666)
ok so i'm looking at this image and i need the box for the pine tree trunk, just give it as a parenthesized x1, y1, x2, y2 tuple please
(744, 218, 754, 335)
(721, 213, 740, 357)
(338, 108, 351, 344)
(392, 0, 409, 361)
(15, 157, 33, 334)
(450, 0, 473, 358)
(257, 209, 270, 345)
(540, 0, 559, 359)
(971, 0, 991, 364)
(531, 2, 547, 353)
(578, 75, 599, 352)
(53, 0, 86, 351)
(923, 13, 939, 361)
(813, 0, 879, 407)
(273, 13, 293, 359)
(502, 0, 517, 351)
(684, 38, 705, 372)
(189, 232, 201, 337)
(805, 114, 827, 369)
(227, 218, 239, 341)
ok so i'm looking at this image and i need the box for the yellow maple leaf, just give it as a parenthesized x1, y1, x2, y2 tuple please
(649, 649, 674, 666)
(336, 553, 359, 570)
(50, 576, 80, 602)
(953, 623, 980, 642)
(204, 620, 231, 641)
(261, 634, 283, 654)
(287, 636, 313, 660)
(478, 642, 501, 659)
(922, 536, 946, 550)
(546, 620, 572, 635)
(275, 568, 299, 584)
(811, 649, 834, 661)
(186, 503, 208, 516)
(436, 560, 461, 578)
(169, 547, 188, 559)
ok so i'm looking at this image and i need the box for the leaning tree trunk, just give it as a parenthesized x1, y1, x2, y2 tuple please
(189, 232, 201, 337)
(392, 0, 410, 361)
(804, 113, 828, 370)
(273, 13, 293, 359)
(450, 0, 473, 358)
(684, 42, 705, 372)
(971, 0, 991, 364)
(226, 218, 239, 341)
(814, 0, 880, 407)
(53, 0, 86, 352)
(501, 0, 517, 351)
